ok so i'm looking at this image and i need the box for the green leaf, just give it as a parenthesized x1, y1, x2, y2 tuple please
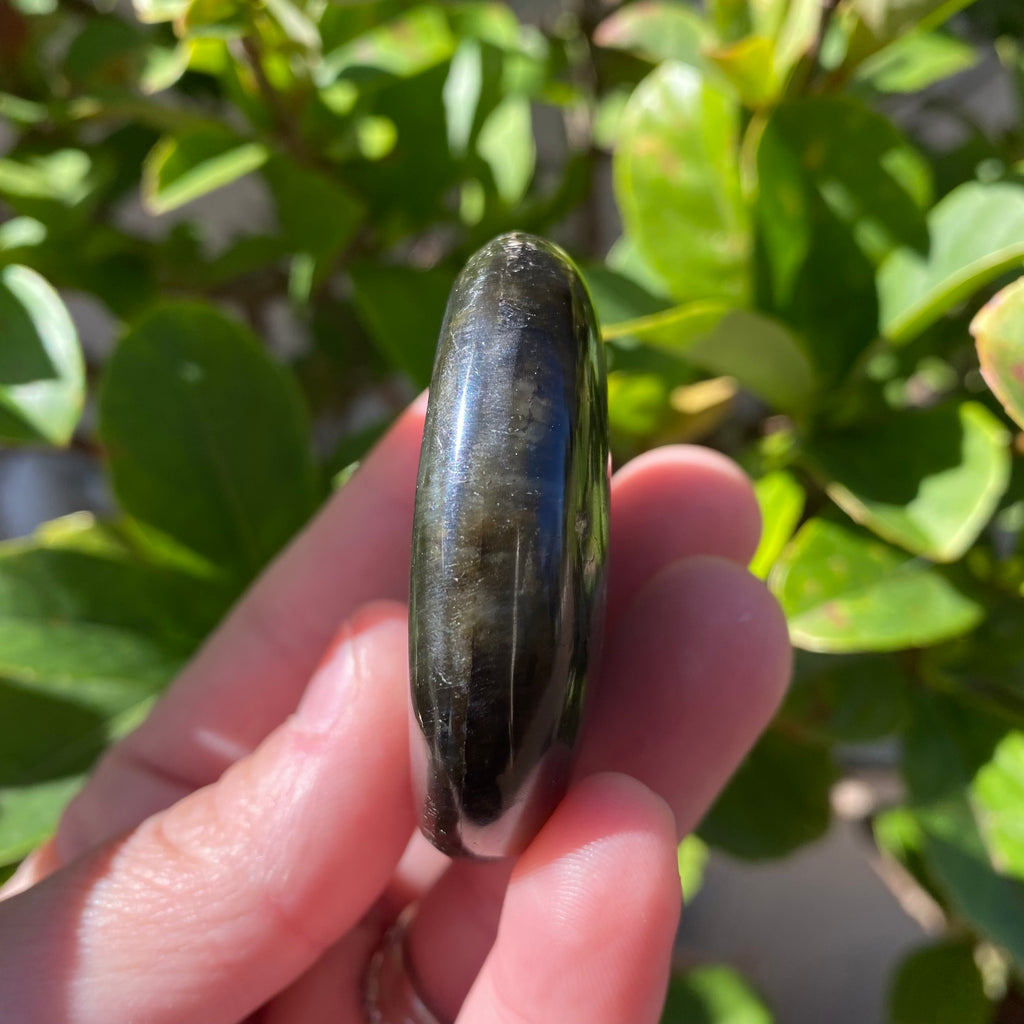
(602, 301, 727, 347)
(477, 96, 535, 206)
(889, 940, 990, 1024)
(614, 62, 750, 306)
(757, 97, 931, 289)
(0, 775, 84, 866)
(318, 4, 455, 83)
(661, 965, 774, 1024)
(807, 402, 1011, 562)
(132, 0, 188, 23)
(99, 304, 319, 583)
(699, 729, 835, 859)
(971, 276, 1024, 431)
(750, 471, 805, 579)
(677, 833, 709, 901)
(682, 310, 816, 412)
(836, 0, 978, 67)
(350, 263, 456, 387)
(772, 519, 982, 652)
(879, 181, 1024, 345)
(707, 35, 780, 108)
(973, 731, 1024, 881)
(582, 265, 668, 327)
(783, 651, 910, 742)
(593, 2, 711, 67)
(263, 158, 364, 289)
(0, 265, 85, 446)
(856, 30, 977, 92)
(142, 131, 270, 215)
(0, 541, 225, 689)
(0, 149, 97, 209)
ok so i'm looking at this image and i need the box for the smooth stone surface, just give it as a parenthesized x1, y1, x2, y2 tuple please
(409, 232, 609, 859)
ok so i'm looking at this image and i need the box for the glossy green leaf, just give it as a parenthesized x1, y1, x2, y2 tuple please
(758, 97, 931, 288)
(750, 471, 805, 579)
(614, 62, 750, 306)
(856, 30, 977, 92)
(879, 181, 1024, 345)
(773, 519, 982, 652)
(699, 729, 835, 859)
(132, 0, 188, 23)
(0, 540, 225, 688)
(142, 131, 269, 215)
(661, 965, 774, 1024)
(973, 731, 1024, 880)
(99, 304, 319, 582)
(889, 940, 990, 1024)
(0, 265, 85, 446)
(602, 301, 727, 347)
(707, 35, 779, 108)
(677, 833, 709, 901)
(808, 402, 1011, 561)
(971, 276, 1024, 430)
(350, 263, 457, 387)
(593, 1, 711, 67)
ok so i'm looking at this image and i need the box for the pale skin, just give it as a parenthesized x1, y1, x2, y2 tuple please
(0, 394, 792, 1024)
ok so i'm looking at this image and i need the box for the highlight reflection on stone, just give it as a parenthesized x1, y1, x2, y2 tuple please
(409, 232, 609, 859)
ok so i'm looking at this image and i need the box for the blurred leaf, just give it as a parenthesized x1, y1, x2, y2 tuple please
(99, 304, 319, 583)
(608, 371, 672, 439)
(614, 62, 750, 306)
(264, 158, 364, 288)
(973, 731, 1024, 880)
(318, 4, 455, 83)
(265, 0, 320, 51)
(889, 940, 990, 1024)
(783, 650, 910, 742)
(879, 181, 1024, 345)
(808, 402, 1011, 561)
(132, 0, 188, 23)
(350, 263, 456, 387)
(0, 149, 96, 210)
(477, 95, 534, 206)
(699, 729, 835, 859)
(0, 540, 225, 688)
(750, 471, 805, 579)
(0, 265, 84, 446)
(682, 310, 816, 411)
(0, 775, 84, 866)
(583, 265, 668, 327)
(773, 519, 982, 652)
(142, 130, 269, 215)
(593, 1, 711, 67)
(856, 30, 977, 92)
(661, 965, 774, 1024)
(603, 301, 727, 347)
(707, 35, 779, 108)
(836, 0, 978, 67)
(678, 833, 709, 901)
(971, 276, 1024, 430)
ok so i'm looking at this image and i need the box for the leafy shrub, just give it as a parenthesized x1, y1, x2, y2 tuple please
(3, 0, 1024, 1018)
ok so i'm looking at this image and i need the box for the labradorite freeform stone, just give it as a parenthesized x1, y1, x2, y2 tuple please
(409, 232, 609, 859)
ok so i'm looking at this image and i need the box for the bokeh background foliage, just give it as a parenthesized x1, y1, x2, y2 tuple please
(3, 0, 1024, 1017)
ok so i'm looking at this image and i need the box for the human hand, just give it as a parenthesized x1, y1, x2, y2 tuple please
(0, 395, 791, 1024)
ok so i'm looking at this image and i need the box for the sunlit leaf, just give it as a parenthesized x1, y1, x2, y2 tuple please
(971, 275, 1024, 430)
(773, 519, 982, 652)
(0, 265, 85, 446)
(662, 965, 774, 1024)
(750, 471, 805, 579)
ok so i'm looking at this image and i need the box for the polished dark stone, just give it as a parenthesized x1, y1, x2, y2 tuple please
(409, 232, 609, 859)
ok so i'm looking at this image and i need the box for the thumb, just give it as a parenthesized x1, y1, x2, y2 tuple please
(0, 603, 414, 1024)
